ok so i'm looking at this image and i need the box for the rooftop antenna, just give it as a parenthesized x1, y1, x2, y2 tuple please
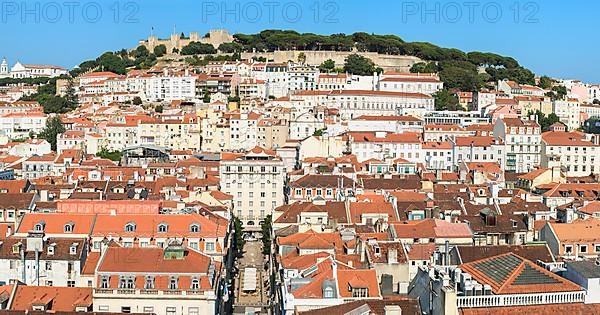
(151, 26, 154, 37)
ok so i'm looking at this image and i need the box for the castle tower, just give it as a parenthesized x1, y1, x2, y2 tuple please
(0, 57, 8, 77)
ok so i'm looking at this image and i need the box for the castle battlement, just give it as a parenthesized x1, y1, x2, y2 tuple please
(138, 29, 234, 54)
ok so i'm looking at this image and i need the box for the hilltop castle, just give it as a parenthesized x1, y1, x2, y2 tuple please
(138, 29, 234, 53)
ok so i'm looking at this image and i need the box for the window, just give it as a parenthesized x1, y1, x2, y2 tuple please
(595, 245, 600, 253)
(169, 277, 178, 289)
(46, 280, 53, 286)
(188, 307, 199, 315)
(67, 280, 75, 287)
(580, 245, 588, 253)
(190, 223, 200, 233)
(324, 287, 334, 298)
(143, 307, 154, 314)
(158, 223, 168, 233)
(64, 223, 74, 233)
(191, 278, 200, 289)
(98, 306, 109, 312)
(34, 223, 44, 232)
(144, 276, 155, 289)
(121, 307, 131, 314)
(565, 245, 573, 254)
(119, 276, 135, 289)
(206, 242, 215, 252)
(124, 222, 136, 232)
(100, 276, 110, 288)
(166, 307, 176, 315)
(45, 261, 52, 271)
(351, 287, 368, 298)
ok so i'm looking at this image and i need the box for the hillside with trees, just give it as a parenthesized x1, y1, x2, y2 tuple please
(231, 30, 535, 92)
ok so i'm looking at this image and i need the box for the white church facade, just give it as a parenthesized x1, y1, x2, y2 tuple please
(0, 57, 67, 79)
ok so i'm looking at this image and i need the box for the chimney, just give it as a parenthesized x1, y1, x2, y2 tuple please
(388, 248, 398, 264)
(384, 305, 402, 315)
(375, 131, 387, 139)
(436, 169, 442, 181)
(40, 190, 49, 202)
(26, 232, 44, 252)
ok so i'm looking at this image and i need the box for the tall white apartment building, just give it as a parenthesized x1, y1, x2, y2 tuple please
(541, 131, 600, 177)
(0, 111, 47, 139)
(347, 131, 423, 163)
(553, 99, 581, 131)
(287, 63, 319, 92)
(493, 117, 541, 173)
(220, 147, 285, 226)
(451, 136, 507, 170)
(144, 71, 196, 102)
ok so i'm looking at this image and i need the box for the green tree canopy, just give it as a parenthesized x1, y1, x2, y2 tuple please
(132, 96, 143, 105)
(527, 110, 561, 131)
(261, 215, 273, 256)
(218, 42, 243, 53)
(410, 62, 438, 73)
(181, 42, 217, 55)
(38, 116, 66, 151)
(538, 76, 553, 89)
(319, 59, 336, 72)
(343, 54, 378, 76)
(153, 44, 167, 57)
(433, 89, 462, 111)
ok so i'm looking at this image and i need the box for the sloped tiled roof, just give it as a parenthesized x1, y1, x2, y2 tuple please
(460, 253, 581, 294)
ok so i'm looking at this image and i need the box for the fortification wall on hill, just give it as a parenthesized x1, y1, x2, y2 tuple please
(241, 50, 423, 71)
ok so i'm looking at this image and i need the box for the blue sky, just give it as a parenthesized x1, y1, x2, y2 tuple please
(1, 0, 596, 82)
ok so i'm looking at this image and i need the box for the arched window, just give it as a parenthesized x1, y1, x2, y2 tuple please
(124, 222, 136, 232)
(158, 223, 168, 233)
(324, 286, 334, 298)
(189, 223, 200, 233)
(190, 278, 200, 289)
(34, 222, 45, 232)
(169, 276, 178, 289)
(64, 223, 74, 233)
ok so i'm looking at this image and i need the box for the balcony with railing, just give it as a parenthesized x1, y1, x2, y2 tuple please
(457, 291, 585, 308)
(93, 288, 216, 300)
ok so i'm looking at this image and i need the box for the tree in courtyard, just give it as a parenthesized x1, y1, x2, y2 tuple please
(38, 116, 66, 151)
(261, 215, 273, 256)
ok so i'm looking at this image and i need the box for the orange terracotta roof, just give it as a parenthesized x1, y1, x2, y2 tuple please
(10, 286, 92, 311)
(391, 219, 472, 239)
(97, 245, 211, 274)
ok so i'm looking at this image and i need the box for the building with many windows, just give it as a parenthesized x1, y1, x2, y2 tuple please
(93, 244, 217, 315)
(219, 147, 285, 226)
(0, 234, 87, 287)
(493, 117, 541, 173)
(541, 130, 600, 177)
